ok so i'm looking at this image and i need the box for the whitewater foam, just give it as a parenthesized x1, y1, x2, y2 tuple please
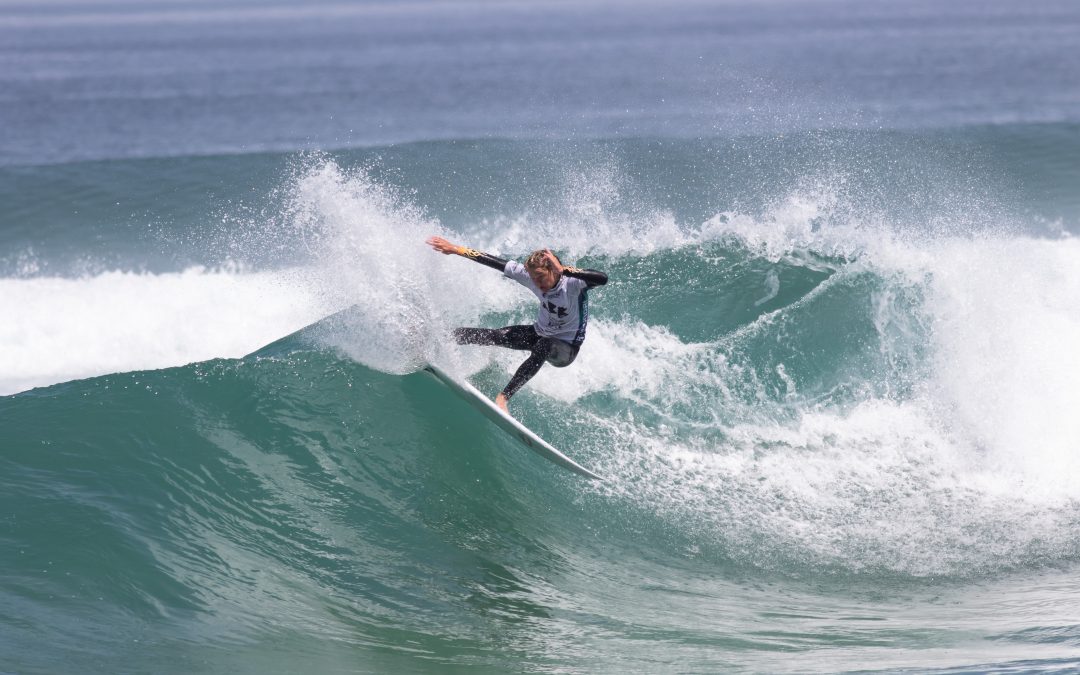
(588, 392, 1080, 576)
(560, 230, 1080, 575)
(0, 267, 327, 396)
(924, 236, 1080, 494)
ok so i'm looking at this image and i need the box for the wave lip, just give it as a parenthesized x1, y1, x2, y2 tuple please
(0, 267, 327, 395)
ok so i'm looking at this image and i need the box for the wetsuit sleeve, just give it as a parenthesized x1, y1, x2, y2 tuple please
(458, 247, 509, 272)
(562, 266, 608, 289)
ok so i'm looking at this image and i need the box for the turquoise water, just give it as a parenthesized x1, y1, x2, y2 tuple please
(4, 1, 1080, 673)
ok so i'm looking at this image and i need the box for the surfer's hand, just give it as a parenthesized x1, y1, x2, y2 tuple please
(426, 236, 461, 255)
(495, 393, 510, 413)
(542, 249, 563, 274)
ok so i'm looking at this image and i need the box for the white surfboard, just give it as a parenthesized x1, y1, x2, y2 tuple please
(423, 364, 603, 480)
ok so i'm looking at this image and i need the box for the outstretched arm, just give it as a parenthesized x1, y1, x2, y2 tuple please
(426, 236, 508, 272)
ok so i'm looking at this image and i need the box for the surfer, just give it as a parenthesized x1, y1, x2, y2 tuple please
(426, 236, 607, 412)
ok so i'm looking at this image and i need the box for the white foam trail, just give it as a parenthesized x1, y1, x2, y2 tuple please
(0, 267, 328, 395)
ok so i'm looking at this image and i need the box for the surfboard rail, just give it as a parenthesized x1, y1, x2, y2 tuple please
(423, 364, 603, 480)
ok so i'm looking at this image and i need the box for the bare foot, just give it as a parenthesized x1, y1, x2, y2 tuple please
(494, 393, 509, 413)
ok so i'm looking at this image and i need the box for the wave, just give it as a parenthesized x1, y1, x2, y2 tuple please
(6, 146, 1080, 587)
(5, 265, 1080, 636)
(5, 186, 1080, 671)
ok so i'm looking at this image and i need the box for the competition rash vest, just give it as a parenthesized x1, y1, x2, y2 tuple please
(460, 248, 608, 346)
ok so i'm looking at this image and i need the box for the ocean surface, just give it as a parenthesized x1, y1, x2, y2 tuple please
(4, 0, 1080, 672)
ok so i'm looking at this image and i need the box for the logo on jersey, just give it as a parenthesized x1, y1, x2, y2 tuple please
(544, 301, 568, 318)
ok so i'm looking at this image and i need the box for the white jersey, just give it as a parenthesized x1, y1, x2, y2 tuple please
(504, 261, 593, 346)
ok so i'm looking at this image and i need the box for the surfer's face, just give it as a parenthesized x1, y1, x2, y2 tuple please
(527, 265, 558, 292)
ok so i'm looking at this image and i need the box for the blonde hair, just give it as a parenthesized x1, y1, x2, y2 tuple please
(524, 249, 559, 271)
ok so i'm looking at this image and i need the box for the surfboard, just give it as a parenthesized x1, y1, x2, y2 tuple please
(423, 364, 603, 480)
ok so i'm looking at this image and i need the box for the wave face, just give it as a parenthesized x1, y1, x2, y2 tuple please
(5, 126, 1080, 672)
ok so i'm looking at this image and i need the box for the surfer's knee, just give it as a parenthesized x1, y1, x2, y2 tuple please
(544, 340, 579, 367)
(531, 338, 554, 359)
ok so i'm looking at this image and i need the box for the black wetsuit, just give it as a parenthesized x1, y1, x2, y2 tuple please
(455, 248, 607, 400)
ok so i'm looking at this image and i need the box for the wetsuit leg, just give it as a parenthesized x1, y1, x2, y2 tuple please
(453, 326, 575, 400)
(502, 338, 554, 399)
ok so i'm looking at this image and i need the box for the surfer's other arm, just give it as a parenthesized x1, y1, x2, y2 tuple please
(562, 265, 607, 289)
(426, 236, 507, 272)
